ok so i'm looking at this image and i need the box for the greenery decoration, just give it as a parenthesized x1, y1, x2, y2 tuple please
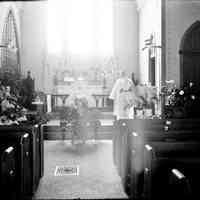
(163, 81, 200, 118)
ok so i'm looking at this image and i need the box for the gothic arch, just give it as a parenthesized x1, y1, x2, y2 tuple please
(179, 20, 200, 86)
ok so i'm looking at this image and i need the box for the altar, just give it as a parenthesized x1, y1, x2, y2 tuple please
(51, 78, 112, 112)
(55, 83, 110, 96)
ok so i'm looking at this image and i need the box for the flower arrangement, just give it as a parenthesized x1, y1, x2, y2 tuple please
(0, 83, 44, 125)
(135, 84, 158, 109)
(0, 97, 27, 125)
(58, 93, 100, 143)
(122, 84, 158, 118)
(163, 81, 200, 118)
(59, 93, 95, 122)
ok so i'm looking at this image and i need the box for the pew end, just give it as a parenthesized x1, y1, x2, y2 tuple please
(113, 118, 200, 200)
(169, 168, 192, 200)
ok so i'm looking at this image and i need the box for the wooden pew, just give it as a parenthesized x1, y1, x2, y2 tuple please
(113, 120, 129, 177)
(113, 119, 167, 195)
(0, 124, 44, 194)
(129, 132, 144, 199)
(125, 119, 200, 142)
(0, 145, 17, 200)
(0, 132, 31, 200)
(129, 131, 200, 199)
(143, 142, 200, 200)
(126, 118, 200, 132)
(113, 120, 119, 167)
(113, 118, 200, 197)
(39, 123, 44, 178)
(169, 169, 192, 200)
(164, 118, 200, 130)
(42, 119, 101, 141)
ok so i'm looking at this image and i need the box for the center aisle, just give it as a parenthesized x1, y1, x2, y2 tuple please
(34, 140, 128, 199)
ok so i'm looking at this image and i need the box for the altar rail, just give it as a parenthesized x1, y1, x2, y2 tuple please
(49, 94, 113, 112)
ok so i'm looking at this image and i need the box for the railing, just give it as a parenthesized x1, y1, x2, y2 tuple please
(47, 94, 113, 112)
(51, 94, 69, 112)
(36, 93, 159, 119)
(92, 94, 113, 110)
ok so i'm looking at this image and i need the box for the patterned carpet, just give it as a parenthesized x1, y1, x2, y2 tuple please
(33, 140, 128, 199)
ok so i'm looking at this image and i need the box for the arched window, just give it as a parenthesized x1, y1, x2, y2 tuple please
(0, 10, 20, 74)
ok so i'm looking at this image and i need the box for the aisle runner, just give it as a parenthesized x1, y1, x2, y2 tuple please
(34, 140, 128, 199)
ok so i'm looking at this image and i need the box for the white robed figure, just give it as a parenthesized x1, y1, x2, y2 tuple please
(109, 71, 138, 120)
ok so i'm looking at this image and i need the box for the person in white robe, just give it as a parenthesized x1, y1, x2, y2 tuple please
(109, 71, 138, 120)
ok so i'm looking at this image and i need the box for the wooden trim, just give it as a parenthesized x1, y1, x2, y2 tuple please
(179, 50, 200, 55)
(161, 0, 166, 117)
(180, 53, 183, 87)
(167, 0, 200, 2)
(161, 0, 166, 85)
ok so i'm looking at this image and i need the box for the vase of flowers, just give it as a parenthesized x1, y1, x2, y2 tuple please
(134, 84, 158, 118)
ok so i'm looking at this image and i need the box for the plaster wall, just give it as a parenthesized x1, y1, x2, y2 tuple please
(20, 1, 47, 91)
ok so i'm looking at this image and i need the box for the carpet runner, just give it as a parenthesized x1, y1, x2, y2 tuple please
(33, 140, 128, 200)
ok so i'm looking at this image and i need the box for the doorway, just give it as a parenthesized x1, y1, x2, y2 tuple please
(180, 21, 200, 86)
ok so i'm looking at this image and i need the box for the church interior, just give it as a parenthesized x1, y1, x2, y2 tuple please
(0, 0, 200, 199)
